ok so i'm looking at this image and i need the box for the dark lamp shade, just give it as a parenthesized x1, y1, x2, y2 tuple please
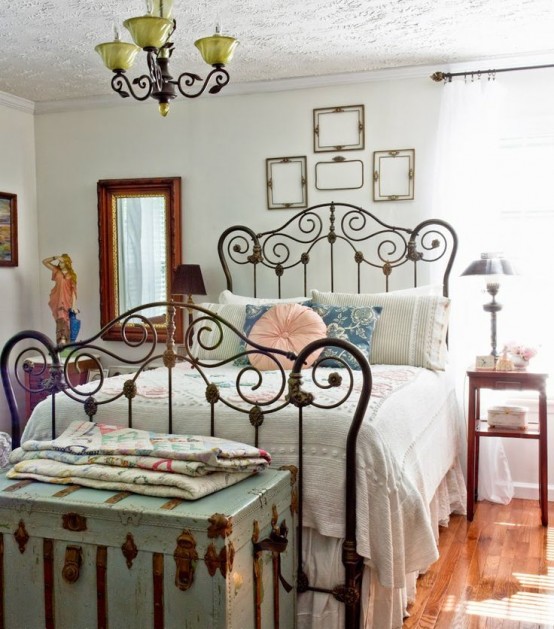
(461, 253, 516, 278)
(171, 264, 207, 296)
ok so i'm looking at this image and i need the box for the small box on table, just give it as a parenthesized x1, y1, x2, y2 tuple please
(487, 405, 528, 429)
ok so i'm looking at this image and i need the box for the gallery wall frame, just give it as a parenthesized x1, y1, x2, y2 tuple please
(313, 104, 365, 153)
(266, 156, 308, 209)
(315, 156, 364, 190)
(372, 149, 415, 201)
(0, 191, 18, 267)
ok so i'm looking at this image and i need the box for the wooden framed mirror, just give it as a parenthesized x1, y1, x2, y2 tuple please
(97, 177, 182, 342)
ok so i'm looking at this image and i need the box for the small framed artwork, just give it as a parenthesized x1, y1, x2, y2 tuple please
(266, 156, 308, 209)
(87, 368, 110, 383)
(373, 149, 415, 201)
(315, 156, 364, 191)
(0, 192, 18, 267)
(313, 105, 365, 153)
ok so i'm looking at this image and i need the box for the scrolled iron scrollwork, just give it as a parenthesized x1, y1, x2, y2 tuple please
(123, 380, 137, 399)
(409, 229, 448, 263)
(175, 67, 230, 99)
(217, 203, 457, 300)
(249, 405, 264, 427)
(248, 244, 263, 265)
(119, 313, 156, 347)
(163, 348, 177, 369)
(286, 373, 314, 408)
(205, 383, 220, 404)
(111, 72, 152, 101)
(84, 396, 98, 418)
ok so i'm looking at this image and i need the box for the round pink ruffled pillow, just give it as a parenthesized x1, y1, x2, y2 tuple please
(248, 303, 327, 371)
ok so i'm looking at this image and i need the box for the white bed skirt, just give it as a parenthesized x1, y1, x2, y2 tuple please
(297, 459, 466, 629)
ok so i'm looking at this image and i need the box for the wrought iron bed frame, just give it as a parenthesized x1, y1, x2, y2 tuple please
(1, 202, 457, 629)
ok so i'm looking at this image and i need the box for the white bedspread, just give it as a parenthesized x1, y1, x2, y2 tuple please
(22, 362, 463, 592)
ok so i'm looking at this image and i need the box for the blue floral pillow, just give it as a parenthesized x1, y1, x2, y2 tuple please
(306, 302, 382, 369)
(235, 302, 381, 369)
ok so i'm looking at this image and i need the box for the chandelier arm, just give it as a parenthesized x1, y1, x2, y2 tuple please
(174, 67, 230, 99)
(111, 72, 153, 102)
(147, 50, 164, 91)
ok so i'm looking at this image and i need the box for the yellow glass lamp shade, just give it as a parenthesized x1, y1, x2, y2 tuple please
(95, 41, 140, 71)
(124, 15, 174, 50)
(152, 0, 173, 18)
(195, 33, 239, 66)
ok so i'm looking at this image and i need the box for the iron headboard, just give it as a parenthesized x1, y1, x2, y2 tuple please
(218, 202, 458, 298)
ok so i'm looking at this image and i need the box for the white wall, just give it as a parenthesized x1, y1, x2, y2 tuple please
(0, 96, 40, 433)
(33, 75, 443, 334)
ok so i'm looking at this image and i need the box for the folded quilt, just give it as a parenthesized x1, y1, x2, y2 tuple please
(10, 420, 271, 476)
(7, 459, 253, 500)
(7, 421, 271, 500)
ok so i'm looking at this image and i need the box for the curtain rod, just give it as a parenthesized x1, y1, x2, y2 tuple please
(431, 63, 554, 82)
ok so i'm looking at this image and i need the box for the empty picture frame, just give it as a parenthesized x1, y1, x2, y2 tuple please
(0, 191, 18, 267)
(315, 157, 364, 190)
(266, 156, 308, 209)
(313, 105, 365, 153)
(373, 149, 415, 201)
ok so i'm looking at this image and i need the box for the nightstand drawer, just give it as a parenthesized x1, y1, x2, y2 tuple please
(24, 356, 99, 419)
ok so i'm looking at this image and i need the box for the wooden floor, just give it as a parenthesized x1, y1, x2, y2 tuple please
(403, 499, 554, 628)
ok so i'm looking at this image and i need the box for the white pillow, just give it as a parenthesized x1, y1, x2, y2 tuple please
(190, 303, 247, 360)
(310, 289, 450, 370)
(218, 290, 307, 305)
(379, 284, 443, 297)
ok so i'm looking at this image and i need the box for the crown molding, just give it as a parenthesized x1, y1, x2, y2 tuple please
(33, 63, 438, 115)
(0, 90, 35, 114)
(24, 52, 554, 115)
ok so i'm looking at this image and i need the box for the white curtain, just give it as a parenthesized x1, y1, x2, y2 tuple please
(432, 76, 514, 504)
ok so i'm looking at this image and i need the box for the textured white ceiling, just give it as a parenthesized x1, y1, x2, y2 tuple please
(1, 0, 554, 103)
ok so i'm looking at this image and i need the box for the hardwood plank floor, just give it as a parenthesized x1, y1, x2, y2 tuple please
(403, 499, 554, 628)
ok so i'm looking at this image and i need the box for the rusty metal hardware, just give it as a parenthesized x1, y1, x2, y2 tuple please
(121, 533, 138, 569)
(332, 584, 360, 606)
(252, 516, 292, 629)
(207, 513, 233, 539)
(62, 512, 87, 532)
(173, 530, 198, 591)
(62, 545, 83, 583)
(204, 542, 235, 577)
(14, 520, 29, 554)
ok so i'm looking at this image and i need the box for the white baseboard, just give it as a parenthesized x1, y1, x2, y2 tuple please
(512, 481, 554, 502)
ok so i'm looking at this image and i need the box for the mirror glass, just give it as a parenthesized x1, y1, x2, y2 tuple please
(98, 177, 182, 342)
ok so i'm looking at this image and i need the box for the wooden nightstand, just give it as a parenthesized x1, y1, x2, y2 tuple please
(24, 355, 99, 419)
(466, 369, 549, 526)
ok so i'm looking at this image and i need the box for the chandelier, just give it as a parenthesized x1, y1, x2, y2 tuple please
(95, 0, 239, 117)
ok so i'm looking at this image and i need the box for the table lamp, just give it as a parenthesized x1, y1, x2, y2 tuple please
(461, 252, 516, 360)
(171, 264, 207, 329)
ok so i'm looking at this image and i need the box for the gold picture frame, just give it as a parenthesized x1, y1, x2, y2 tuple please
(313, 105, 365, 153)
(315, 156, 364, 190)
(266, 156, 308, 209)
(372, 149, 415, 201)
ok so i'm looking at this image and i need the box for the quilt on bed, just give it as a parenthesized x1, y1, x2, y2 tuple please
(21, 362, 463, 590)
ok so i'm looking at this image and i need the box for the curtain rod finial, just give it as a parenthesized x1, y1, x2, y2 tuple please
(431, 71, 448, 82)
